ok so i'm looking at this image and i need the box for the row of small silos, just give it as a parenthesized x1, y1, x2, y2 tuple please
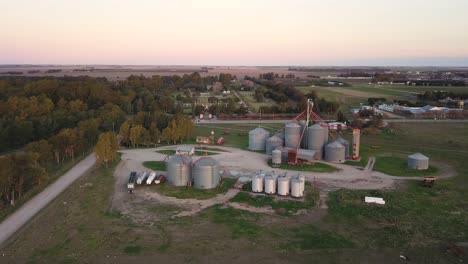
(252, 173, 305, 198)
(165, 156, 221, 189)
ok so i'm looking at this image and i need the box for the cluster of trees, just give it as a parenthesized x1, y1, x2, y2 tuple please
(417, 90, 468, 101)
(367, 97, 387, 106)
(259, 72, 295, 80)
(0, 152, 47, 207)
(94, 132, 118, 168)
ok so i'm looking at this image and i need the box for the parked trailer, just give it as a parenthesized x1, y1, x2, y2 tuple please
(127, 172, 137, 193)
(136, 172, 148, 185)
(155, 174, 166, 184)
(146, 172, 157, 185)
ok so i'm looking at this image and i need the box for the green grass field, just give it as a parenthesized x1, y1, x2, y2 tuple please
(374, 156, 438, 176)
(143, 161, 166, 171)
(151, 178, 237, 200)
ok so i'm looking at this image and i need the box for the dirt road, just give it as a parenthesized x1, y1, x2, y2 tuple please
(0, 154, 96, 248)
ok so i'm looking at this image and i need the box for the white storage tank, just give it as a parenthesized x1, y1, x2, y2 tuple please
(285, 123, 301, 148)
(408, 153, 429, 170)
(325, 141, 346, 163)
(248, 127, 270, 151)
(264, 175, 276, 194)
(251, 175, 264, 192)
(291, 178, 304, 198)
(193, 157, 220, 189)
(298, 174, 306, 194)
(266, 135, 284, 154)
(277, 177, 290, 196)
(271, 149, 282, 166)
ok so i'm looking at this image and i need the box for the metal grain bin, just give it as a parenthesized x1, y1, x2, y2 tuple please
(291, 178, 304, 198)
(285, 123, 301, 148)
(266, 135, 284, 154)
(252, 175, 264, 192)
(166, 155, 193, 186)
(408, 153, 429, 170)
(324, 141, 346, 163)
(264, 175, 276, 194)
(248, 127, 270, 151)
(272, 149, 282, 166)
(193, 157, 220, 189)
(335, 137, 350, 158)
(307, 124, 325, 159)
(277, 177, 290, 196)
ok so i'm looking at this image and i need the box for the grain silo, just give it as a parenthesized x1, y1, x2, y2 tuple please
(285, 123, 301, 148)
(277, 177, 290, 196)
(335, 137, 350, 158)
(275, 146, 292, 163)
(307, 124, 325, 159)
(166, 155, 193, 186)
(193, 157, 220, 189)
(264, 175, 276, 194)
(266, 135, 284, 154)
(248, 127, 270, 151)
(271, 149, 282, 166)
(252, 174, 264, 192)
(290, 178, 304, 198)
(324, 141, 346, 163)
(408, 153, 429, 170)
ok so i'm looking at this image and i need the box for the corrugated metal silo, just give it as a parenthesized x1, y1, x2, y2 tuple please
(248, 127, 270, 151)
(193, 157, 220, 189)
(335, 137, 350, 158)
(251, 175, 264, 192)
(264, 175, 276, 194)
(272, 149, 282, 166)
(307, 124, 325, 159)
(277, 177, 290, 196)
(324, 141, 346, 163)
(265, 135, 284, 154)
(285, 123, 301, 148)
(323, 125, 329, 145)
(166, 155, 193, 186)
(408, 153, 429, 170)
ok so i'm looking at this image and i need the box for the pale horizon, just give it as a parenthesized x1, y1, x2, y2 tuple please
(2, 0, 468, 66)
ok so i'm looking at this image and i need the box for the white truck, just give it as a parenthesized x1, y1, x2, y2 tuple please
(146, 172, 157, 185)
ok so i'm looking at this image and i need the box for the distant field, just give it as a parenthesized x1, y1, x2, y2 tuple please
(238, 91, 276, 111)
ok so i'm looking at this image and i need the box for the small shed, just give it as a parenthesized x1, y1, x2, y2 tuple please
(407, 153, 429, 170)
(176, 146, 195, 156)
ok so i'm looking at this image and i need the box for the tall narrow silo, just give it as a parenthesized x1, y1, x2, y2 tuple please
(285, 123, 301, 148)
(248, 127, 270, 151)
(265, 135, 284, 154)
(307, 124, 325, 159)
(323, 125, 329, 145)
(166, 155, 193, 186)
(272, 149, 282, 166)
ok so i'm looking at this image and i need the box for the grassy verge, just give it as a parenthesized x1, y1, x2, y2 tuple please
(154, 178, 236, 200)
(283, 225, 355, 250)
(230, 184, 319, 215)
(143, 161, 166, 171)
(267, 160, 337, 173)
(374, 156, 438, 177)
